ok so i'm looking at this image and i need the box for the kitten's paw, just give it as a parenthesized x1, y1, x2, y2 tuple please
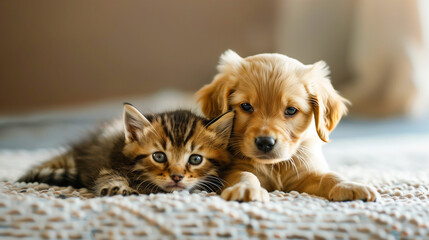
(221, 183, 269, 202)
(329, 182, 378, 202)
(98, 184, 139, 197)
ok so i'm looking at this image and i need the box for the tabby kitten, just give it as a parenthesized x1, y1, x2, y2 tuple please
(18, 103, 234, 196)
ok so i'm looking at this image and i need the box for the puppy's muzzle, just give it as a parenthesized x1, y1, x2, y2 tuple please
(255, 136, 276, 153)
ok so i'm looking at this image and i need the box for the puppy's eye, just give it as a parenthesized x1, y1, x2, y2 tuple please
(240, 103, 254, 112)
(188, 154, 203, 165)
(152, 152, 167, 163)
(285, 107, 298, 116)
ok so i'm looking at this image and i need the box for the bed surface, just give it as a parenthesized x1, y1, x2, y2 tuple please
(1, 91, 428, 239)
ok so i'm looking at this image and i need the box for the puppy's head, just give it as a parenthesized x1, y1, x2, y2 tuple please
(196, 50, 349, 164)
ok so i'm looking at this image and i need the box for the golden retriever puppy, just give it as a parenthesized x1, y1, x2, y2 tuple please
(196, 50, 378, 202)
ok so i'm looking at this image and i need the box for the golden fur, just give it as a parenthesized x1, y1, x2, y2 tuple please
(196, 50, 378, 202)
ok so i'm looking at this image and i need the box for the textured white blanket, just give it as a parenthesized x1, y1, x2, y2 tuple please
(1, 134, 429, 239)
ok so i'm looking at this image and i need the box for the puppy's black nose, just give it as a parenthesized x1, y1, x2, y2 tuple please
(255, 136, 276, 153)
(170, 174, 184, 183)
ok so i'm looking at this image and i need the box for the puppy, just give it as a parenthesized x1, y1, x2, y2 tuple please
(196, 50, 378, 202)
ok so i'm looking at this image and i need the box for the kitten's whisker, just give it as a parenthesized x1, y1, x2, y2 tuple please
(197, 181, 218, 193)
(199, 179, 221, 192)
(201, 179, 223, 192)
(204, 175, 225, 186)
(147, 182, 159, 194)
(135, 178, 153, 191)
(141, 181, 157, 194)
(197, 182, 213, 192)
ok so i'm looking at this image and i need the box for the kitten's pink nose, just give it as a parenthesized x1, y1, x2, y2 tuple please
(170, 174, 184, 183)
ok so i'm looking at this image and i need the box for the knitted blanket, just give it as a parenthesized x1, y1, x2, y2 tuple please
(1, 134, 429, 239)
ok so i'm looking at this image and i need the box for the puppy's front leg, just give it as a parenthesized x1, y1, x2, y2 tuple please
(221, 171, 269, 202)
(297, 172, 378, 202)
(324, 173, 379, 201)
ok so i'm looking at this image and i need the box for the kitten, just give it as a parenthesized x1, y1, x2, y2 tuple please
(18, 103, 234, 196)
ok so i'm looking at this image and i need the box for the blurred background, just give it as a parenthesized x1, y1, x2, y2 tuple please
(1, 0, 429, 150)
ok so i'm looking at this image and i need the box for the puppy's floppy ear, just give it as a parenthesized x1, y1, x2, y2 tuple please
(196, 74, 236, 118)
(196, 50, 242, 118)
(306, 61, 350, 142)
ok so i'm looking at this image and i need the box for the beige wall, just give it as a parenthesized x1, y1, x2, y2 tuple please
(0, 1, 276, 114)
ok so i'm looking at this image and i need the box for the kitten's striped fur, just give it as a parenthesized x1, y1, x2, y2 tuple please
(18, 104, 234, 196)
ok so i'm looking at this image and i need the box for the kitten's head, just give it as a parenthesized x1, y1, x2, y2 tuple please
(122, 104, 233, 193)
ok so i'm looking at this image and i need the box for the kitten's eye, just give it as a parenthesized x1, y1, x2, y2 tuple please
(152, 152, 167, 163)
(188, 154, 203, 165)
(240, 103, 254, 113)
(285, 107, 298, 116)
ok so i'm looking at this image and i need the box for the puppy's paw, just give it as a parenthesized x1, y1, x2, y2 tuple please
(221, 183, 269, 202)
(329, 182, 378, 202)
(97, 183, 139, 197)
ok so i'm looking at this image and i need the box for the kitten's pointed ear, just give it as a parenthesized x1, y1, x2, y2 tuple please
(123, 103, 151, 143)
(206, 111, 235, 144)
